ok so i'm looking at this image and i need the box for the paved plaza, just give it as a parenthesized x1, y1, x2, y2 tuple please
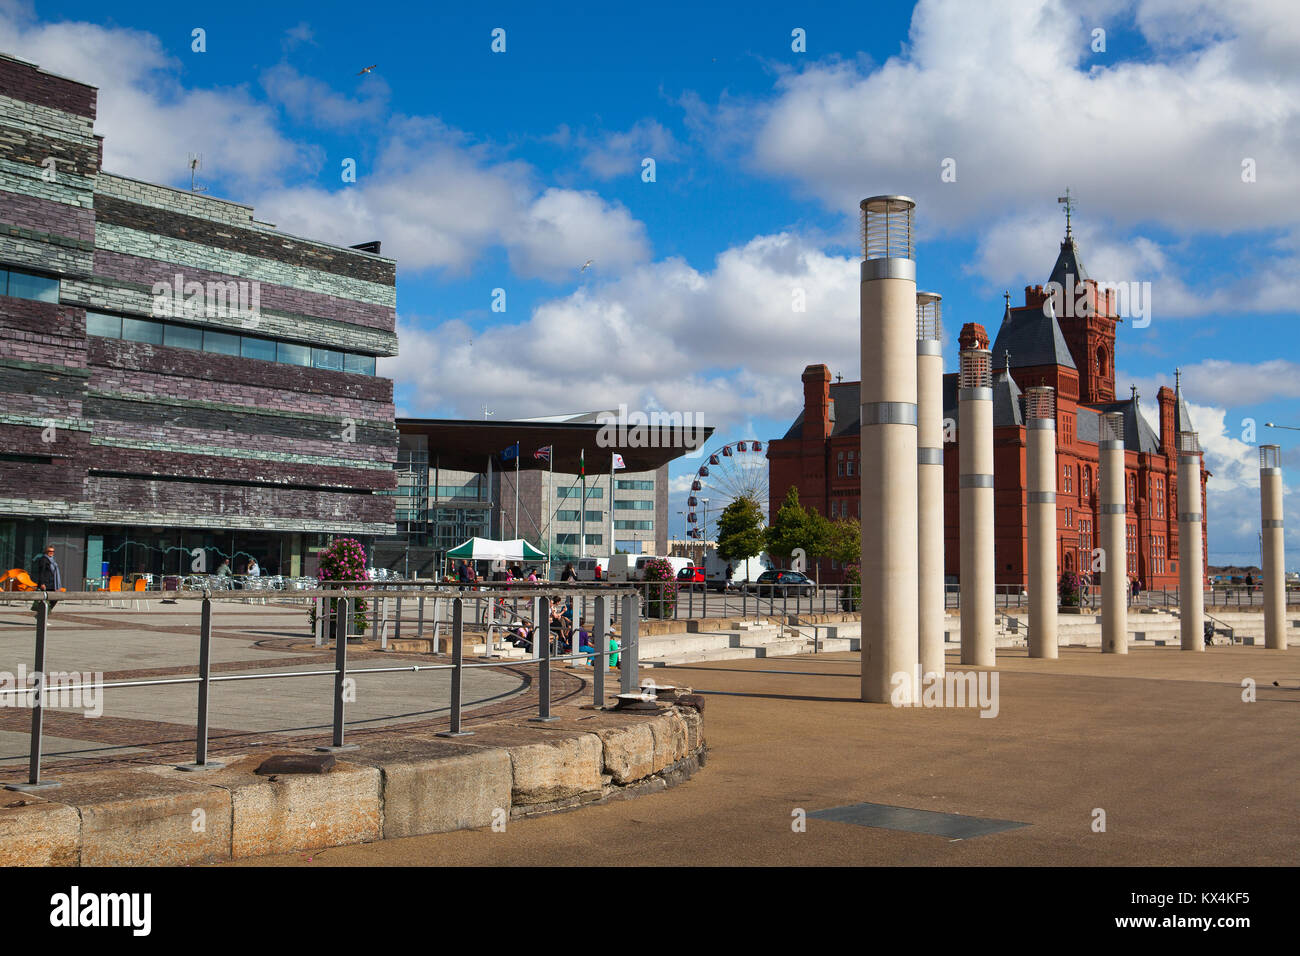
(234, 644, 1299, 866)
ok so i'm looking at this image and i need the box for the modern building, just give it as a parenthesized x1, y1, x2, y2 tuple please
(0, 54, 398, 584)
(377, 414, 710, 576)
(768, 221, 1210, 589)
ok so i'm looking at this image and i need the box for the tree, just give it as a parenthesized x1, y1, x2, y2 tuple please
(803, 507, 834, 561)
(765, 486, 809, 562)
(829, 518, 860, 566)
(716, 496, 766, 564)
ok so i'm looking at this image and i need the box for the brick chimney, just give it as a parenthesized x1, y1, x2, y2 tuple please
(1157, 385, 1176, 454)
(958, 322, 989, 351)
(801, 364, 832, 440)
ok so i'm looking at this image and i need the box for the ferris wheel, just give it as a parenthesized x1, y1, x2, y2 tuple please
(685, 440, 769, 540)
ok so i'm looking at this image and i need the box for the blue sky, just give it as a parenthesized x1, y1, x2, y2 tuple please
(7, 0, 1299, 564)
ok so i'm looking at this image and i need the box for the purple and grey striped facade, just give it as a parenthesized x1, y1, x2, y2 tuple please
(0, 53, 398, 580)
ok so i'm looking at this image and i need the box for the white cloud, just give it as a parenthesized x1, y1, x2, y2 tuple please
(509, 188, 650, 280)
(579, 119, 682, 180)
(382, 231, 859, 431)
(259, 63, 390, 130)
(0, 5, 310, 188)
(705, 0, 1300, 239)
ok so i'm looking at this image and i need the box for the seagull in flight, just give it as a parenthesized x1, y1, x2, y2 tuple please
(580, 258, 594, 273)
(356, 64, 378, 75)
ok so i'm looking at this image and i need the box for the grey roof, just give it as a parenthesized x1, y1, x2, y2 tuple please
(990, 303, 1077, 371)
(1048, 237, 1088, 289)
(781, 381, 860, 440)
(1174, 384, 1196, 436)
(1077, 398, 1162, 453)
(941, 370, 1024, 429)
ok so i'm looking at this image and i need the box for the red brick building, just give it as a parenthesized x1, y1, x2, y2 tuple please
(768, 228, 1210, 589)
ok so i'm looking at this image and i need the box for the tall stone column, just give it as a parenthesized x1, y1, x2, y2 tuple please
(1026, 387, 1058, 659)
(958, 324, 994, 668)
(916, 292, 945, 679)
(1178, 432, 1205, 651)
(1099, 412, 1127, 654)
(859, 196, 919, 703)
(1260, 445, 1286, 650)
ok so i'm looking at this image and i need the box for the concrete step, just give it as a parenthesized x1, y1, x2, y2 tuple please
(740, 638, 814, 658)
(644, 646, 760, 667)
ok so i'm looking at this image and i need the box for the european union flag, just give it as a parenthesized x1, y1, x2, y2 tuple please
(501, 442, 520, 462)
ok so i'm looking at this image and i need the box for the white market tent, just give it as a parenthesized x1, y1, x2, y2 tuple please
(444, 537, 547, 562)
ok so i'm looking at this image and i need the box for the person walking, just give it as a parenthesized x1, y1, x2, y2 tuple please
(31, 544, 62, 617)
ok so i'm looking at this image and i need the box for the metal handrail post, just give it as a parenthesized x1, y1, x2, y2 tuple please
(417, 595, 425, 641)
(7, 598, 58, 791)
(392, 595, 402, 648)
(318, 598, 358, 752)
(438, 598, 472, 737)
(593, 596, 607, 707)
(177, 596, 224, 771)
(620, 593, 640, 694)
(531, 598, 559, 722)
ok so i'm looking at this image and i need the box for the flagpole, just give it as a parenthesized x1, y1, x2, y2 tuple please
(609, 452, 615, 561)
(580, 448, 586, 559)
(546, 450, 553, 577)
(514, 442, 519, 541)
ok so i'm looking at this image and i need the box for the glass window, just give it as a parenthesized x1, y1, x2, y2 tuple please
(85, 312, 122, 338)
(203, 329, 240, 355)
(614, 520, 652, 531)
(615, 480, 654, 490)
(344, 353, 376, 375)
(163, 323, 203, 350)
(313, 348, 344, 371)
(585, 535, 602, 546)
(0, 269, 6, 295)
(241, 336, 277, 362)
(121, 317, 164, 344)
(277, 341, 312, 366)
(7, 269, 59, 303)
(615, 499, 654, 510)
(556, 510, 580, 522)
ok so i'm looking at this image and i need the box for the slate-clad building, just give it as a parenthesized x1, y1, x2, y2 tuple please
(769, 225, 1210, 590)
(0, 54, 398, 583)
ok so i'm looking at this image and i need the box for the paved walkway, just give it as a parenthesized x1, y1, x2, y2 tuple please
(0, 601, 538, 775)
(235, 644, 1299, 866)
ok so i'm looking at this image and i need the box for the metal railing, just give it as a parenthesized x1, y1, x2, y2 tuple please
(1, 586, 639, 792)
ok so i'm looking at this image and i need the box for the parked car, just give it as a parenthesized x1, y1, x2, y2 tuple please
(676, 566, 705, 589)
(748, 569, 815, 597)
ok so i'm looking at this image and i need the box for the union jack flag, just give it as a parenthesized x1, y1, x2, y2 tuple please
(534, 445, 552, 463)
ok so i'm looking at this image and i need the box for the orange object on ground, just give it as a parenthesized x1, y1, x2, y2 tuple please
(2, 569, 36, 591)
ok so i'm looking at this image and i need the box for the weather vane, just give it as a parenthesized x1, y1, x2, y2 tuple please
(1057, 188, 1075, 238)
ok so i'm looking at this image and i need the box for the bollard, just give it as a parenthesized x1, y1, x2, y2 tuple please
(392, 595, 402, 647)
(593, 596, 608, 707)
(318, 598, 359, 752)
(417, 595, 425, 641)
(7, 599, 58, 791)
(620, 593, 640, 695)
(177, 596, 224, 771)
(531, 598, 559, 722)
(315, 596, 325, 647)
(438, 599, 473, 737)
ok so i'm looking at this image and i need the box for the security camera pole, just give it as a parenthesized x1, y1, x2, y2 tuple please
(1260, 445, 1286, 650)
(859, 195, 919, 703)
(1026, 386, 1058, 659)
(916, 291, 945, 679)
(958, 323, 994, 668)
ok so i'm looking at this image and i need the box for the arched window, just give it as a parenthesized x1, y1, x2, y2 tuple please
(1096, 345, 1107, 376)
(1082, 467, 1090, 500)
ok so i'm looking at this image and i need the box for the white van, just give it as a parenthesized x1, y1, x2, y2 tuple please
(631, 555, 694, 580)
(703, 549, 772, 590)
